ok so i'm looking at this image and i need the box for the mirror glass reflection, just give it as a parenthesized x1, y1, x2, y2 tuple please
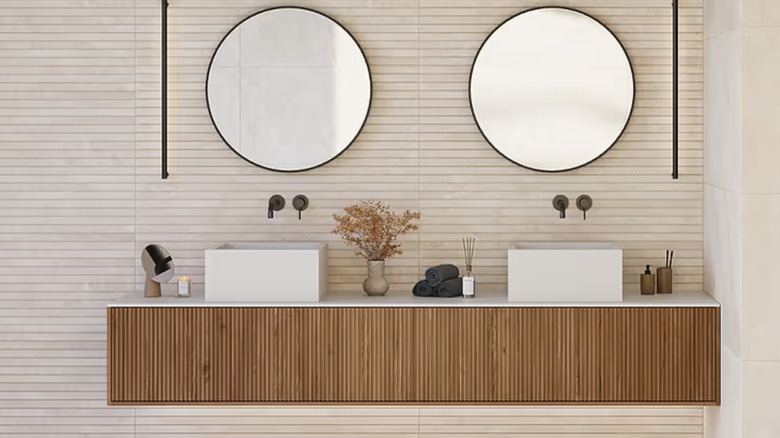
(469, 7, 634, 172)
(207, 7, 371, 172)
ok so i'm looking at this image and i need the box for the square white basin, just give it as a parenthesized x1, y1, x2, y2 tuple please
(508, 242, 622, 303)
(205, 243, 327, 302)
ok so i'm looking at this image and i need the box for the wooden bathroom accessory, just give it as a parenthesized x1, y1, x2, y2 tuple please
(657, 250, 674, 293)
(640, 265, 655, 295)
(657, 267, 673, 294)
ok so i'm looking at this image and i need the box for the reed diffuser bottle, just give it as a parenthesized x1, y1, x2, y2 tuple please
(462, 237, 476, 298)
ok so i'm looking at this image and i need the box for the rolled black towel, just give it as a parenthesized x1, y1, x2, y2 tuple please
(425, 264, 460, 286)
(413, 279, 434, 297)
(435, 277, 463, 298)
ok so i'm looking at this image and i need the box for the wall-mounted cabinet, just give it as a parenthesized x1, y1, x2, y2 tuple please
(107, 305, 719, 405)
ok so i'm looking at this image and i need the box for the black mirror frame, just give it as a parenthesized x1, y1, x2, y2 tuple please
(467, 6, 636, 174)
(204, 6, 373, 173)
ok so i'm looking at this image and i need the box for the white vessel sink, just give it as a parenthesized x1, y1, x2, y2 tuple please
(205, 243, 327, 302)
(508, 242, 622, 303)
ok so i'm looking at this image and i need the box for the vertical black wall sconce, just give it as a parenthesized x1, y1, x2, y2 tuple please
(161, 0, 169, 179)
(672, 0, 679, 180)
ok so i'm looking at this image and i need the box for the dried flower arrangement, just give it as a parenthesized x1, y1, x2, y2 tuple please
(332, 200, 421, 261)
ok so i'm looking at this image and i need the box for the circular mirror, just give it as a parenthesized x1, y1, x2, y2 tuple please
(469, 7, 634, 172)
(206, 7, 371, 172)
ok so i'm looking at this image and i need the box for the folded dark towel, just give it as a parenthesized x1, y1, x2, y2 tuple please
(413, 279, 434, 297)
(435, 277, 463, 298)
(425, 264, 460, 286)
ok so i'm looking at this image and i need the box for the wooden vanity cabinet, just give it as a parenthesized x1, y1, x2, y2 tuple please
(107, 306, 719, 405)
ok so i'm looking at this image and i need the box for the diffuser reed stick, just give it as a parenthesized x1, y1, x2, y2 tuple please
(463, 237, 476, 275)
(462, 237, 476, 298)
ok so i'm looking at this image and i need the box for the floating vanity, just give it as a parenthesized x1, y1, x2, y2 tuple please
(107, 290, 719, 406)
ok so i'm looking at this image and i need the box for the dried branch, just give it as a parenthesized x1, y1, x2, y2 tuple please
(331, 200, 421, 260)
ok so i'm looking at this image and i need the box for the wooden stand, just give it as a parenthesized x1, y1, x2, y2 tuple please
(143, 277, 161, 298)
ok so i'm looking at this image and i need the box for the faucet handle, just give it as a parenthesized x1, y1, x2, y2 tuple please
(576, 194, 593, 220)
(292, 194, 309, 220)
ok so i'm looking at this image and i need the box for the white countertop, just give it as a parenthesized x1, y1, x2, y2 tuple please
(108, 289, 720, 308)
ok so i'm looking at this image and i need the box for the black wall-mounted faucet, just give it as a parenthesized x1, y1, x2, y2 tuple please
(267, 194, 285, 219)
(553, 195, 569, 219)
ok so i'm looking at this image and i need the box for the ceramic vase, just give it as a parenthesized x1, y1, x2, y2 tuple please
(363, 260, 389, 296)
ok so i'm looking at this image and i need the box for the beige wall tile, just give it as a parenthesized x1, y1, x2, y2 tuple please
(742, 0, 780, 27)
(742, 360, 780, 437)
(705, 0, 742, 39)
(741, 27, 780, 194)
(703, 1, 744, 436)
(741, 194, 780, 360)
(704, 185, 742, 354)
(705, 345, 743, 438)
(704, 29, 742, 192)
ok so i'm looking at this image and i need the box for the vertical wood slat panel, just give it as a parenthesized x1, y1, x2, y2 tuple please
(108, 306, 719, 405)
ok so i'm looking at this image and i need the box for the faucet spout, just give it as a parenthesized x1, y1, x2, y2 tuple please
(267, 194, 285, 220)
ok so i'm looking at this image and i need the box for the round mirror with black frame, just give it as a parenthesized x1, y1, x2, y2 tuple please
(206, 6, 372, 172)
(469, 7, 635, 172)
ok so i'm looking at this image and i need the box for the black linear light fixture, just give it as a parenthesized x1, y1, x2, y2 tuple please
(161, 0, 169, 179)
(672, 0, 679, 180)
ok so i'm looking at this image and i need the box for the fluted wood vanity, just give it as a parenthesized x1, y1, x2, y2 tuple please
(107, 291, 719, 405)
